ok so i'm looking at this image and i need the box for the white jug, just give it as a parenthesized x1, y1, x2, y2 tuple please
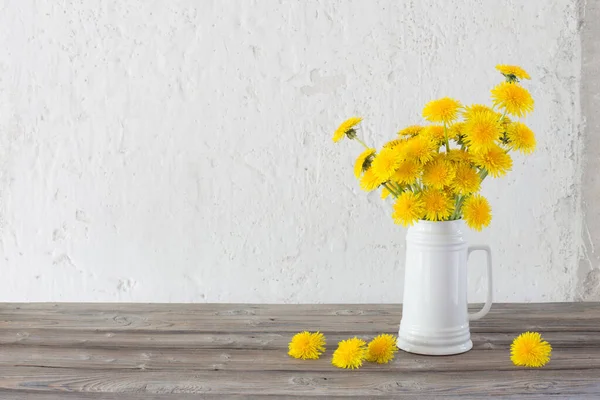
(397, 220, 493, 355)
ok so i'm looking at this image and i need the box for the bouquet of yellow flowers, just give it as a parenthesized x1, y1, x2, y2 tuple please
(333, 65, 535, 230)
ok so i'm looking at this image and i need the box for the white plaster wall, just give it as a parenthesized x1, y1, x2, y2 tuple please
(0, 0, 582, 302)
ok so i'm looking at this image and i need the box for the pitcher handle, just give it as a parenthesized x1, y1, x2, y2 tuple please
(467, 245, 493, 321)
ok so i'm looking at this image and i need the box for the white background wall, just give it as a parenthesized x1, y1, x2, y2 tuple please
(0, 1, 584, 302)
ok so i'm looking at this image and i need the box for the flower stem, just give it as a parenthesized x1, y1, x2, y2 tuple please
(383, 182, 399, 198)
(354, 137, 370, 150)
(443, 123, 451, 153)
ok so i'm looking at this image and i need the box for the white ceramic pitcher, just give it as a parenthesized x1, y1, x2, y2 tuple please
(397, 220, 492, 355)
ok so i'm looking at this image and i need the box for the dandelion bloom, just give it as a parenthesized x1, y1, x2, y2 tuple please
(400, 136, 436, 164)
(471, 144, 513, 178)
(491, 82, 534, 117)
(496, 64, 531, 80)
(422, 125, 446, 144)
(464, 110, 502, 152)
(366, 334, 398, 364)
(422, 158, 455, 190)
(392, 192, 424, 226)
(354, 148, 376, 178)
(452, 163, 481, 195)
(462, 195, 491, 231)
(423, 97, 462, 124)
(332, 337, 367, 369)
(462, 104, 495, 120)
(288, 331, 326, 360)
(421, 189, 454, 221)
(371, 147, 401, 182)
(393, 160, 421, 185)
(333, 117, 362, 143)
(507, 122, 536, 154)
(359, 169, 382, 192)
(397, 125, 423, 137)
(510, 332, 552, 368)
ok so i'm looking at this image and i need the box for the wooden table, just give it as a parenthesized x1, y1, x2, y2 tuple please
(0, 303, 599, 399)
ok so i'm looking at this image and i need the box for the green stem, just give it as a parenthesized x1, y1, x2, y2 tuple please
(383, 182, 399, 198)
(354, 137, 370, 150)
(443, 123, 451, 153)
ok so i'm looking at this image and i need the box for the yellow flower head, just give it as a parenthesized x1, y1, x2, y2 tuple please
(507, 122, 536, 154)
(422, 158, 455, 190)
(496, 64, 531, 81)
(332, 337, 367, 369)
(510, 331, 552, 368)
(462, 194, 491, 231)
(366, 334, 398, 364)
(393, 160, 421, 185)
(447, 149, 471, 164)
(354, 148, 376, 178)
(448, 122, 466, 141)
(452, 163, 481, 195)
(491, 82, 534, 118)
(462, 104, 495, 120)
(464, 110, 502, 152)
(371, 147, 400, 182)
(422, 125, 446, 144)
(422, 97, 462, 124)
(471, 144, 513, 178)
(421, 189, 454, 221)
(383, 138, 407, 150)
(400, 136, 436, 164)
(392, 191, 424, 226)
(359, 169, 382, 192)
(398, 125, 423, 137)
(333, 117, 362, 143)
(288, 331, 326, 360)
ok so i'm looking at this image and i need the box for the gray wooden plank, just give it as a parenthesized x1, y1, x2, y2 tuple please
(2, 329, 597, 351)
(0, 368, 598, 397)
(0, 391, 594, 400)
(0, 346, 597, 373)
(1, 302, 598, 316)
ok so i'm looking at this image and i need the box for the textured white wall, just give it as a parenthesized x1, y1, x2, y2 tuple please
(0, 1, 583, 302)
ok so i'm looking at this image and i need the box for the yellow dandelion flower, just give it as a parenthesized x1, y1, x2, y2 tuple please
(464, 110, 502, 152)
(491, 82, 534, 118)
(400, 136, 436, 164)
(366, 334, 398, 364)
(392, 160, 421, 185)
(448, 122, 466, 141)
(422, 125, 446, 144)
(422, 158, 455, 190)
(510, 332, 552, 368)
(422, 97, 462, 124)
(288, 331, 326, 360)
(383, 138, 407, 149)
(462, 104, 495, 120)
(354, 148, 376, 178)
(333, 117, 362, 143)
(359, 169, 382, 191)
(496, 64, 531, 80)
(447, 149, 471, 164)
(462, 195, 492, 231)
(421, 189, 454, 221)
(507, 122, 536, 154)
(452, 163, 480, 195)
(371, 147, 400, 182)
(398, 125, 423, 137)
(471, 144, 513, 178)
(332, 337, 367, 369)
(392, 191, 424, 226)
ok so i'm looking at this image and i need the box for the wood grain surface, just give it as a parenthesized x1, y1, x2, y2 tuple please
(0, 302, 599, 399)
